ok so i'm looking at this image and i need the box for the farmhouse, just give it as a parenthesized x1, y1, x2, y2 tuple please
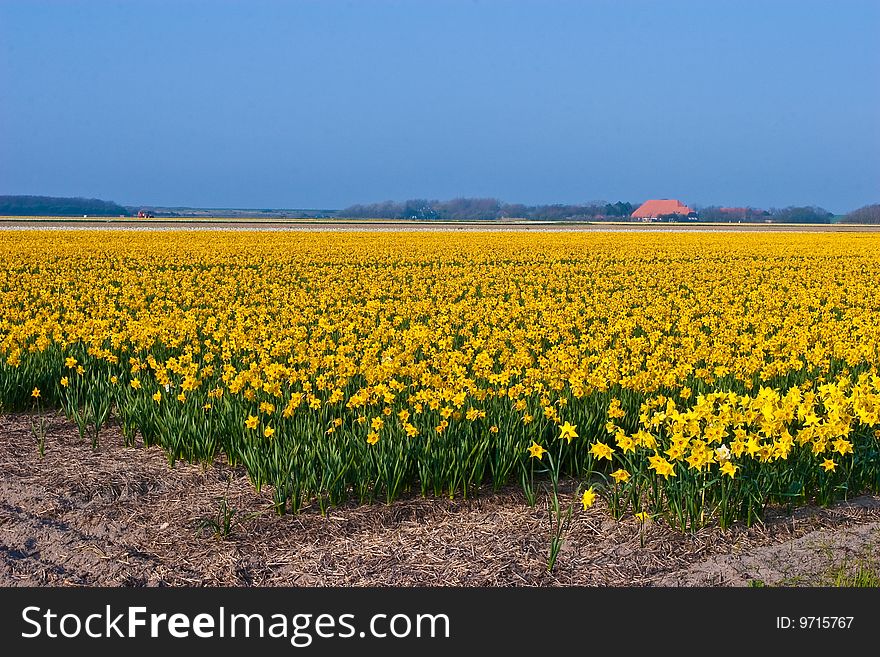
(631, 199, 695, 221)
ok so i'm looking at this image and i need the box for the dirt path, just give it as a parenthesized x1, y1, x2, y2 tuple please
(1, 412, 877, 586)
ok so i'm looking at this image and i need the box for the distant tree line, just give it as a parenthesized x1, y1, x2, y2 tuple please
(340, 199, 844, 223)
(695, 205, 833, 223)
(4, 194, 869, 223)
(695, 206, 770, 222)
(843, 204, 880, 224)
(0, 195, 129, 216)
(767, 206, 834, 224)
(340, 198, 634, 221)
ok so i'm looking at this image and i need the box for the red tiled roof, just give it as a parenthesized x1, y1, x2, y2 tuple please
(631, 199, 693, 218)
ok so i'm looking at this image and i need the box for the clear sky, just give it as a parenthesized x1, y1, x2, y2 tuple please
(1, 0, 877, 212)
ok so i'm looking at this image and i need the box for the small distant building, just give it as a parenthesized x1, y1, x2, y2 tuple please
(631, 199, 696, 221)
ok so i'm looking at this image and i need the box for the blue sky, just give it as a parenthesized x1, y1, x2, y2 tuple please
(1, 0, 877, 212)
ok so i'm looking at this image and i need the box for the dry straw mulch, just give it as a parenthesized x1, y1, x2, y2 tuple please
(1, 412, 878, 587)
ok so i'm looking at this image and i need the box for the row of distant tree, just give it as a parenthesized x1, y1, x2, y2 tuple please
(695, 205, 836, 224)
(340, 198, 635, 221)
(340, 198, 848, 223)
(0, 195, 129, 216)
(2, 195, 879, 224)
(844, 204, 880, 224)
(343, 200, 880, 224)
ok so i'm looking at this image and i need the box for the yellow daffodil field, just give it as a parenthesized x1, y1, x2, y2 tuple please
(2, 229, 880, 529)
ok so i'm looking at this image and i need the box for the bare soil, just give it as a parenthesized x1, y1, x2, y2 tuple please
(1, 412, 878, 587)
